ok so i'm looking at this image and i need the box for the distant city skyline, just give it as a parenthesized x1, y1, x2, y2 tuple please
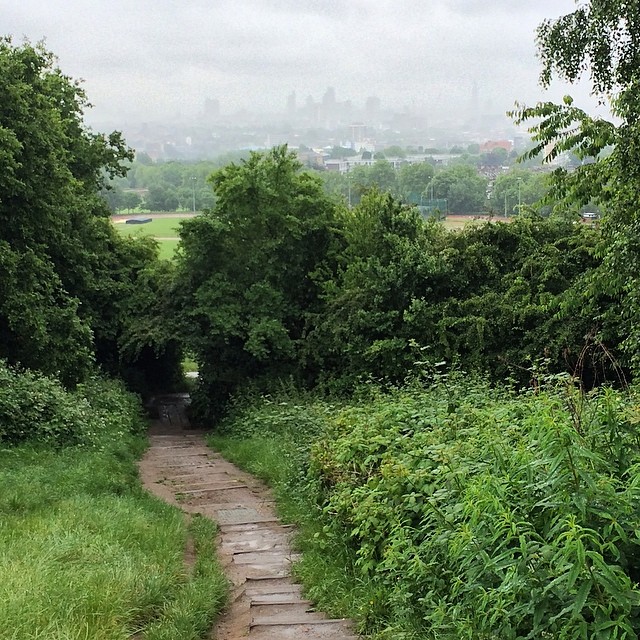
(4, 1, 606, 128)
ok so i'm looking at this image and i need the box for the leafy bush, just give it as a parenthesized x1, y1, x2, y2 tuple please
(0, 360, 145, 447)
(211, 377, 640, 638)
(310, 378, 640, 638)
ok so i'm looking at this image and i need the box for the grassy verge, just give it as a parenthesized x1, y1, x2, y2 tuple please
(114, 217, 182, 238)
(113, 216, 183, 260)
(146, 515, 228, 640)
(0, 367, 227, 640)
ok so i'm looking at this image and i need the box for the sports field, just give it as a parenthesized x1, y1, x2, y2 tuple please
(112, 214, 194, 260)
(442, 214, 511, 230)
(111, 213, 500, 260)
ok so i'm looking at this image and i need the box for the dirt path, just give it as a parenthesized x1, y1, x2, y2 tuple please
(139, 425, 359, 640)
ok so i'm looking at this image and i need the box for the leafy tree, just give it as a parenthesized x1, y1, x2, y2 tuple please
(480, 147, 509, 167)
(306, 190, 448, 385)
(122, 190, 142, 212)
(511, 1, 640, 373)
(348, 160, 397, 201)
(321, 171, 350, 204)
(0, 39, 129, 383)
(429, 165, 487, 214)
(383, 145, 406, 158)
(172, 146, 340, 420)
(0, 38, 180, 391)
(144, 184, 179, 211)
(329, 146, 357, 159)
(431, 217, 600, 379)
(397, 162, 435, 203)
(135, 151, 154, 165)
(369, 159, 397, 192)
(490, 169, 551, 217)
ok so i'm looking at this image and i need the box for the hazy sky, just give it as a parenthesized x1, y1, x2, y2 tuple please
(3, 0, 597, 125)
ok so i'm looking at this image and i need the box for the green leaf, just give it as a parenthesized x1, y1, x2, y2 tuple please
(573, 580, 591, 617)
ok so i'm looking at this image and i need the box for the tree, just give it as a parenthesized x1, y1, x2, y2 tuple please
(172, 146, 340, 420)
(306, 190, 448, 384)
(383, 145, 407, 158)
(0, 39, 130, 383)
(122, 190, 142, 212)
(0, 38, 180, 391)
(397, 162, 435, 203)
(348, 160, 398, 201)
(321, 170, 350, 204)
(511, 2, 640, 373)
(329, 146, 357, 159)
(144, 184, 179, 211)
(490, 169, 550, 217)
(369, 159, 397, 192)
(429, 165, 487, 214)
(480, 147, 509, 167)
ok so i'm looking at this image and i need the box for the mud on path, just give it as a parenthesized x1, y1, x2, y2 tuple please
(139, 423, 359, 640)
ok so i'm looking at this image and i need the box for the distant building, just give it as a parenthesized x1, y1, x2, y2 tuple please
(286, 92, 296, 118)
(480, 140, 513, 153)
(365, 96, 381, 123)
(296, 149, 325, 169)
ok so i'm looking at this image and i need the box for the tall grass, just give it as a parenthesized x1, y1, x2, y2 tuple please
(0, 365, 227, 639)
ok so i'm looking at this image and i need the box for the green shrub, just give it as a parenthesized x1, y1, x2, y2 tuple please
(211, 378, 640, 638)
(0, 361, 145, 447)
(311, 379, 640, 638)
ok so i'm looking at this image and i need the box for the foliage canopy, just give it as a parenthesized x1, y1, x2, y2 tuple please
(0, 38, 180, 391)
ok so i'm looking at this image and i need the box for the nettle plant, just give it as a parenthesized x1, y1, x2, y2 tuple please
(309, 378, 640, 638)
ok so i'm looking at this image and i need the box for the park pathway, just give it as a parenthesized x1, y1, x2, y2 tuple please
(139, 421, 359, 640)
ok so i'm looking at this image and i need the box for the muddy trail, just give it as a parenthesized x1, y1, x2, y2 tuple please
(139, 400, 359, 640)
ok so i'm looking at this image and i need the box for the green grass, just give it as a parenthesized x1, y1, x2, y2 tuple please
(182, 354, 199, 374)
(441, 215, 510, 231)
(0, 442, 227, 639)
(113, 216, 185, 260)
(156, 238, 181, 260)
(146, 515, 228, 640)
(114, 216, 183, 238)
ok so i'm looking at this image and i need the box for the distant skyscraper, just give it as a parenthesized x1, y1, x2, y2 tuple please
(286, 92, 296, 118)
(321, 87, 337, 127)
(365, 96, 381, 123)
(349, 122, 367, 145)
(322, 86, 336, 108)
(304, 95, 319, 124)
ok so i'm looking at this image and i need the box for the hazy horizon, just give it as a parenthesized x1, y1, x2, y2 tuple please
(4, 1, 605, 128)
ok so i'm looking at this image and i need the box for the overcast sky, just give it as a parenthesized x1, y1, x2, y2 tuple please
(3, 0, 599, 125)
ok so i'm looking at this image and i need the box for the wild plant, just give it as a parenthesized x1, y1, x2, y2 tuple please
(310, 378, 640, 638)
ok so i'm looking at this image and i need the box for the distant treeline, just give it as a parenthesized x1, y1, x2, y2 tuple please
(105, 147, 577, 216)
